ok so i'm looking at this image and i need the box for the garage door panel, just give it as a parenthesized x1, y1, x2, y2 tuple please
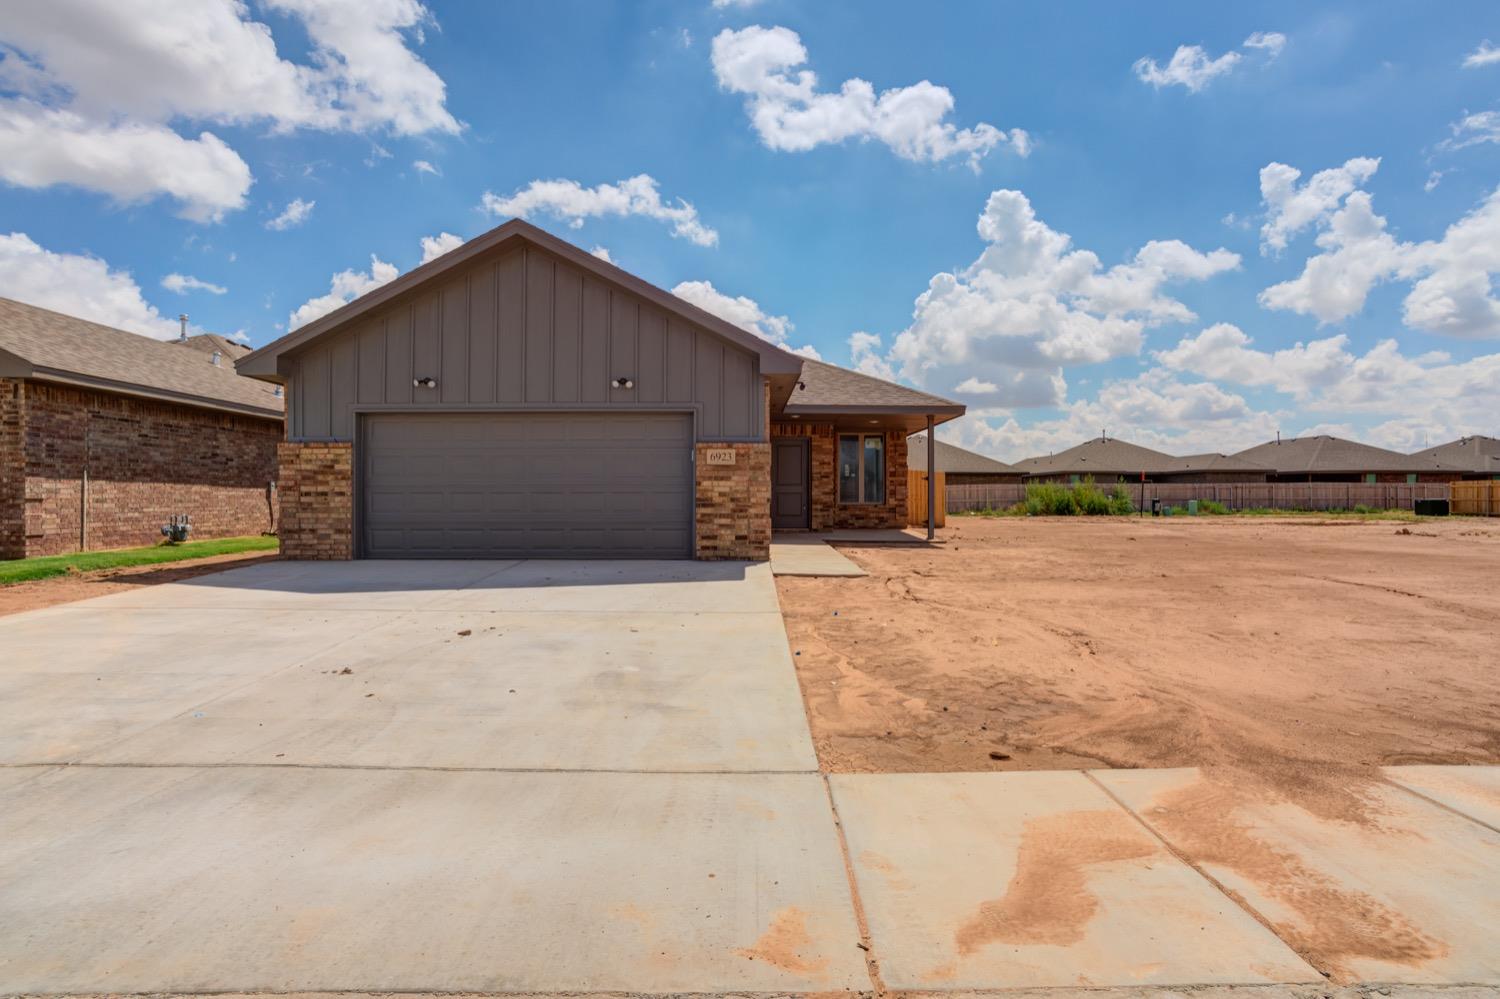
(361, 413, 693, 558)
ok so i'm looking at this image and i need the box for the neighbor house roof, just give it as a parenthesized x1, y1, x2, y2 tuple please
(0, 297, 284, 419)
(238, 218, 806, 380)
(178, 333, 253, 359)
(908, 434, 1019, 476)
(1168, 452, 1274, 474)
(1012, 436, 1183, 477)
(784, 359, 964, 416)
(1233, 435, 1461, 475)
(1411, 436, 1500, 475)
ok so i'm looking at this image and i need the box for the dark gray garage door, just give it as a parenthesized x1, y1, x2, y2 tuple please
(361, 412, 693, 558)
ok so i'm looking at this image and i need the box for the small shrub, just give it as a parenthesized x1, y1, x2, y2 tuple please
(1025, 481, 1077, 516)
(1024, 477, 1136, 516)
(1108, 484, 1135, 515)
(1198, 499, 1230, 515)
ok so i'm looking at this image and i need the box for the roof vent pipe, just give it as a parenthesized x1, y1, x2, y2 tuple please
(178, 314, 189, 342)
(211, 350, 221, 367)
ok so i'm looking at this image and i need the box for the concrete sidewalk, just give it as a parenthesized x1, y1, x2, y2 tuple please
(769, 534, 866, 576)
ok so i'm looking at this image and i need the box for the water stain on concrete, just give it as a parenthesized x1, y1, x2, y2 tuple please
(734, 906, 830, 978)
(954, 808, 1154, 954)
(1149, 777, 1449, 982)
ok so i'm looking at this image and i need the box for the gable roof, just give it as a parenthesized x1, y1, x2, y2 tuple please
(0, 297, 283, 419)
(908, 434, 1019, 476)
(1411, 435, 1500, 475)
(1233, 435, 1461, 474)
(179, 333, 252, 359)
(237, 218, 805, 380)
(1169, 452, 1273, 474)
(784, 359, 964, 415)
(1012, 436, 1183, 476)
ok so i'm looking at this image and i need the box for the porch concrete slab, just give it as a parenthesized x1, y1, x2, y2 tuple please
(426, 559, 782, 614)
(769, 535, 866, 577)
(1385, 765, 1500, 831)
(85, 558, 526, 611)
(90, 608, 818, 772)
(0, 766, 867, 994)
(1094, 767, 1500, 985)
(828, 771, 1318, 990)
(0, 607, 391, 763)
(818, 527, 941, 545)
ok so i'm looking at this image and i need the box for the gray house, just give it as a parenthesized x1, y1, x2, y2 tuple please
(237, 220, 963, 561)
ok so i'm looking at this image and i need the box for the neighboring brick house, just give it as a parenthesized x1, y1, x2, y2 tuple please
(907, 434, 1022, 484)
(1013, 436, 1273, 484)
(0, 298, 285, 559)
(235, 219, 964, 562)
(1232, 435, 1463, 483)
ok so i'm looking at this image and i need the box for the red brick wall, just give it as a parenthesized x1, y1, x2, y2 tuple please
(772, 421, 907, 530)
(277, 441, 353, 560)
(3, 379, 280, 559)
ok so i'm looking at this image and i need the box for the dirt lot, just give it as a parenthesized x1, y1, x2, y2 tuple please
(779, 516, 1500, 823)
(0, 551, 279, 618)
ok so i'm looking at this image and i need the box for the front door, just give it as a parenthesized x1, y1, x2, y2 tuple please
(771, 438, 810, 529)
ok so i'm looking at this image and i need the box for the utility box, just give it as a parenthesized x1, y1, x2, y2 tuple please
(1414, 499, 1450, 516)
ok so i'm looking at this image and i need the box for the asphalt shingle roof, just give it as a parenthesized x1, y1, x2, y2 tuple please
(908, 435, 1020, 475)
(1411, 436, 1500, 475)
(0, 297, 283, 418)
(785, 359, 963, 412)
(1012, 437, 1184, 476)
(179, 333, 253, 359)
(1233, 435, 1461, 475)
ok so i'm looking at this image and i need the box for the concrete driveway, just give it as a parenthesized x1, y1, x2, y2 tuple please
(0, 559, 866, 993)
(3, 558, 1497, 995)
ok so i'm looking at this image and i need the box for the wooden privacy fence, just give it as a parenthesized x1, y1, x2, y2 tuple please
(1451, 481, 1500, 516)
(906, 470, 946, 527)
(946, 481, 1457, 514)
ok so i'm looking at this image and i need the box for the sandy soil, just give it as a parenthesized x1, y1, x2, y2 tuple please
(0, 551, 280, 617)
(778, 516, 1500, 820)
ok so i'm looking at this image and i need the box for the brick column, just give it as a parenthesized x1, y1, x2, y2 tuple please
(277, 441, 353, 559)
(0, 379, 24, 559)
(694, 442, 771, 560)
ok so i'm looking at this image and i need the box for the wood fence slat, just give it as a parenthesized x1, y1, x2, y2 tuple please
(907, 470, 946, 527)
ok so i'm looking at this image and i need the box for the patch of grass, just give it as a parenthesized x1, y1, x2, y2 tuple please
(957, 503, 1028, 517)
(1230, 507, 1420, 521)
(0, 536, 279, 586)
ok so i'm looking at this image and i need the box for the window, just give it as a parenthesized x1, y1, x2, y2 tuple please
(838, 434, 885, 504)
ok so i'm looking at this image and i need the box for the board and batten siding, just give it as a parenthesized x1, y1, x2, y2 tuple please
(286, 244, 762, 443)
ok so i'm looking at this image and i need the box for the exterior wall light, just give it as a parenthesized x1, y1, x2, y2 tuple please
(612, 376, 635, 389)
(413, 377, 438, 389)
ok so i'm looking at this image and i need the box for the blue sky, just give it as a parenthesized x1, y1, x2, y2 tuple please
(1, 1, 1497, 460)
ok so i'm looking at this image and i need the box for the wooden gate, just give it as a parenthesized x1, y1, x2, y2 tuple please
(1451, 481, 1500, 516)
(907, 470, 946, 528)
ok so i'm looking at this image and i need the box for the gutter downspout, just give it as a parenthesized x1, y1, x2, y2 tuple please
(926, 415, 935, 542)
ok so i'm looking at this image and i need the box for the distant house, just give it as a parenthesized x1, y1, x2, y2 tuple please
(1232, 435, 1462, 483)
(0, 298, 284, 559)
(1013, 436, 1270, 484)
(178, 333, 253, 363)
(907, 434, 1022, 483)
(1411, 436, 1500, 480)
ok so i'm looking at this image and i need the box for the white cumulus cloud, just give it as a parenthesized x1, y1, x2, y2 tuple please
(710, 25, 1026, 169)
(868, 189, 1238, 407)
(266, 197, 315, 231)
(671, 279, 820, 358)
(1463, 40, 1500, 68)
(481, 174, 718, 247)
(1134, 31, 1285, 93)
(419, 231, 463, 263)
(161, 272, 227, 295)
(0, 231, 179, 337)
(289, 254, 399, 329)
(1258, 156, 1380, 253)
(1257, 161, 1500, 338)
(0, 0, 458, 221)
